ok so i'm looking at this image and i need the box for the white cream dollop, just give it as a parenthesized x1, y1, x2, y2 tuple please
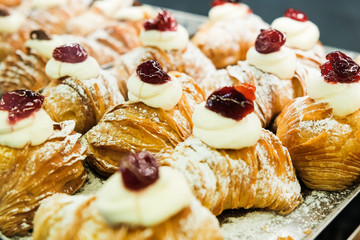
(271, 17, 320, 51)
(246, 46, 297, 79)
(114, 5, 154, 21)
(209, 3, 251, 22)
(96, 167, 192, 227)
(192, 102, 262, 149)
(94, 0, 133, 18)
(45, 56, 100, 80)
(140, 24, 189, 51)
(0, 109, 53, 149)
(0, 11, 25, 33)
(25, 35, 65, 59)
(307, 72, 360, 117)
(30, 0, 64, 9)
(127, 72, 183, 110)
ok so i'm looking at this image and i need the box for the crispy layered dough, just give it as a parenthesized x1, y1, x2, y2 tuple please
(158, 130, 302, 216)
(42, 71, 124, 134)
(0, 49, 49, 97)
(202, 61, 306, 128)
(276, 96, 360, 191)
(0, 0, 20, 7)
(0, 121, 87, 237)
(114, 44, 217, 98)
(33, 194, 223, 240)
(82, 72, 205, 176)
(192, 14, 268, 69)
(293, 42, 325, 70)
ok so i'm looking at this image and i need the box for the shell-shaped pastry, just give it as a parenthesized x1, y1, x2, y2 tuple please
(0, 121, 87, 237)
(158, 130, 302, 215)
(82, 72, 205, 176)
(276, 96, 360, 191)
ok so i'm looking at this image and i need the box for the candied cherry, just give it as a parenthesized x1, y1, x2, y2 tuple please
(284, 8, 308, 22)
(143, 9, 177, 32)
(52, 43, 88, 63)
(205, 84, 256, 121)
(320, 51, 360, 84)
(30, 29, 51, 40)
(119, 151, 159, 191)
(0, 90, 44, 124)
(136, 60, 171, 84)
(255, 29, 286, 54)
(211, 0, 241, 7)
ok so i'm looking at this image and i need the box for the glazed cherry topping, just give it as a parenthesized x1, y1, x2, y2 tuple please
(52, 43, 88, 63)
(30, 30, 51, 40)
(136, 60, 171, 84)
(143, 9, 177, 32)
(284, 8, 308, 22)
(119, 151, 159, 191)
(205, 84, 256, 121)
(0, 90, 44, 124)
(320, 51, 360, 84)
(211, 0, 241, 7)
(255, 29, 286, 54)
(0, 7, 9, 17)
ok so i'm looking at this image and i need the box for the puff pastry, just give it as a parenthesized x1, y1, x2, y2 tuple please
(276, 96, 360, 191)
(0, 121, 87, 237)
(82, 72, 205, 176)
(158, 129, 302, 215)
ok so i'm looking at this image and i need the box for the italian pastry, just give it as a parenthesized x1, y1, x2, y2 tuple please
(276, 51, 360, 191)
(82, 60, 205, 176)
(271, 8, 325, 69)
(0, 0, 21, 7)
(158, 85, 302, 215)
(114, 9, 217, 97)
(41, 43, 124, 133)
(202, 29, 305, 127)
(33, 151, 223, 240)
(192, 0, 268, 68)
(0, 90, 87, 236)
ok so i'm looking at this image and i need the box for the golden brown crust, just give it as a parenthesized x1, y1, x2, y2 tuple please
(276, 96, 360, 190)
(0, 121, 87, 237)
(33, 194, 223, 240)
(0, 0, 20, 7)
(42, 71, 124, 134)
(158, 130, 302, 215)
(82, 72, 205, 176)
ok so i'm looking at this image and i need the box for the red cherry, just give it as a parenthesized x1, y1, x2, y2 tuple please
(119, 151, 159, 191)
(52, 43, 88, 63)
(136, 60, 171, 85)
(205, 85, 256, 121)
(284, 8, 309, 22)
(143, 9, 177, 32)
(255, 29, 286, 54)
(320, 51, 360, 84)
(211, 0, 241, 7)
(0, 90, 44, 124)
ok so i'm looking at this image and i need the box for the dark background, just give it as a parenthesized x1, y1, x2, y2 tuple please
(141, 0, 360, 53)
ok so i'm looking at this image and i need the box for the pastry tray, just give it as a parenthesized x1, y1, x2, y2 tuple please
(2, 7, 360, 240)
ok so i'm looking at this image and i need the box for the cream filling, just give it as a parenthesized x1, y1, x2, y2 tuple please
(25, 36, 65, 59)
(307, 72, 360, 117)
(0, 11, 25, 33)
(127, 72, 183, 110)
(45, 56, 100, 80)
(246, 46, 297, 79)
(30, 0, 65, 9)
(271, 17, 320, 51)
(94, 0, 133, 18)
(209, 3, 250, 22)
(0, 109, 53, 149)
(140, 24, 189, 51)
(193, 102, 262, 149)
(96, 167, 192, 227)
(114, 5, 154, 21)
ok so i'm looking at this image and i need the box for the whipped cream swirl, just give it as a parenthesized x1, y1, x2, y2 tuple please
(209, 3, 251, 22)
(94, 0, 133, 18)
(30, 0, 64, 9)
(0, 109, 53, 149)
(114, 5, 154, 21)
(308, 71, 360, 117)
(25, 35, 65, 59)
(246, 46, 296, 79)
(96, 167, 192, 227)
(127, 72, 183, 110)
(140, 24, 189, 51)
(193, 102, 262, 149)
(0, 10, 25, 33)
(271, 17, 320, 51)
